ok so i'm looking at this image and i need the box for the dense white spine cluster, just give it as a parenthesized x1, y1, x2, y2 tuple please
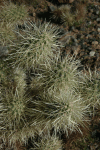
(7, 21, 62, 70)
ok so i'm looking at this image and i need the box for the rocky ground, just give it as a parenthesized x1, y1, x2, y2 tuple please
(0, 0, 100, 149)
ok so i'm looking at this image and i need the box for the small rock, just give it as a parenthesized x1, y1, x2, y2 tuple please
(85, 34, 91, 39)
(49, 5, 56, 12)
(97, 28, 100, 32)
(96, 18, 100, 23)
(86, 21, 92, 26)
(89, 51, 95, 57)
(96, 10, 99, 15)
(92, 41, 98, 45)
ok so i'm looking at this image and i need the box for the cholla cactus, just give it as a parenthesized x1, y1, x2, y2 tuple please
(0, 1, 28, 45)
(51, 5, 70, 21)
(29, 54, 85, 94)
(8, 126, 37, 147)
(29, 88, 89, 136)
(0, 87, 26, 130)
(77, 67, 100, 115)
(47, 55, 83, 93)
(51, 5, 76, 25)
(0, 67, 46, 147)
(6, 21, 62, 70)
(50, 88, 89, 135)
(61, 11, 76, 26)
(28, 55, 90, 136)
(0, 1, 28, 25)
(0, 22, 17, 45)
(0, 85, 38, 146)
(31, 135, 62, 150)
(28, 54, 87, 106)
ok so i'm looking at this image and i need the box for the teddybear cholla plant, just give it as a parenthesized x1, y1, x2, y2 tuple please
(51, 5, 77, 26)
(0, 22, 17, 45)
(77, 67, 100, 116)
(29, 54, 86, 95)
(0, 1, 28, 45)
(6, 21, 63, 70)
(28, 55, 90, 136)
(0, 67, 40, 147)
(0, 1, 28, 25)
(0, 86, 26, 146)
